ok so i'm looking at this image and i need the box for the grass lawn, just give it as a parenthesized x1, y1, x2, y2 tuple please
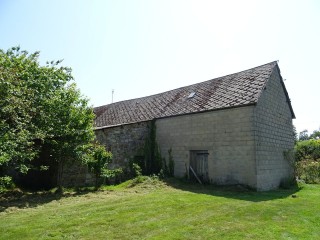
(0, 177, 319, 239)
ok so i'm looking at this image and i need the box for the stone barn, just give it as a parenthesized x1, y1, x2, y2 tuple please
(94, 61, 295, 191)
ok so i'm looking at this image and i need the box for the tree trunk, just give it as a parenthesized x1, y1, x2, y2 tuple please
(95, 173, 99, 190)
(56, 160, 64, 193)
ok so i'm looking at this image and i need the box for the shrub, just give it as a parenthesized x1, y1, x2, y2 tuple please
(84, 143, 122, 189)
(295, 139, 320, 162)
(0, 176, 15, 193)
(132, 163, 142, 177)
(295, 160, 320, 184)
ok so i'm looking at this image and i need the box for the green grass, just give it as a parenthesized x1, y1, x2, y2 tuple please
(1, 178, 319, 239)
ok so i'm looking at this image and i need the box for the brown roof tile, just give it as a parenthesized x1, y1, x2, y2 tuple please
(94, 61, 294, 128)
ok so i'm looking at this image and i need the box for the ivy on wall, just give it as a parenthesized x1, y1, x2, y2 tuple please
(130, 120, 174, 177)
(144, 120, 163, 175)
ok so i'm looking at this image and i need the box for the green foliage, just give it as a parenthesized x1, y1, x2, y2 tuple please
(126, 157, 142, 180)
(168, 148, 174, 177)
(84, 143, 119, 188)
(298, 129, 309, 141)
(162, 148, 175, 177)
(130, 121, 165, 178)
(143, 120, 163, 175)
(310, 129, 320, 140)
(295, 160, 320, 184)
(102, 167, 123, 180)
(85, 144, 112, 173)
(294, 138, 320, 184)
(295, 139, 320, 162)
(132, 163, 142, 177)
(0, 47, 96, 187)
(298, 128, 320, 141)
(0, 176, 15, 193)
(133, 122, 173, 179)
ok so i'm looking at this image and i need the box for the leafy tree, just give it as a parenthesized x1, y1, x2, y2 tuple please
(297, 128, 320, 141)
(0, 46, 105, 188)
(310, 129, 320, 140)
(298, 130, 309, 141)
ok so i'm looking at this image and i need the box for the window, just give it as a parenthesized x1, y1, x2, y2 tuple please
(187, 92, 195, 99)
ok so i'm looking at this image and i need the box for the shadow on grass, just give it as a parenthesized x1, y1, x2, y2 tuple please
(163, 177, 301, 202)
(0, 177, 302, 212)
(0, 187, 98, 213)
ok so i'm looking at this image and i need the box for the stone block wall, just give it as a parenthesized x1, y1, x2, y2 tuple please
(254, 68, 295, 190)
(156, 106, 257, 188)
(60, 121, 149, 187)
(92, 69, 294, 191)
(95, 121, 150, 168)
(61, 162, 95, 187)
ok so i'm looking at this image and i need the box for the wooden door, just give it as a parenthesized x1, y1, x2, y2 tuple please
(190, 151, 209, 182)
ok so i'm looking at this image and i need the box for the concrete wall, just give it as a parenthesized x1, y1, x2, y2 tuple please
(254, 68, 295, 190)
(95, 121, 150, 168)
(156, 106, 257, 188)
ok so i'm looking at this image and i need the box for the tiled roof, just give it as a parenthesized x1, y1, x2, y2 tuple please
(94, 61, 293, 128)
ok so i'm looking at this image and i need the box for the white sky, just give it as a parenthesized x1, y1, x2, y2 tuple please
(1, 0, 319, 133)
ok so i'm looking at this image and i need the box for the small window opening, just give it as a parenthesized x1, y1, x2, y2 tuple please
(188, 92, 195, 99)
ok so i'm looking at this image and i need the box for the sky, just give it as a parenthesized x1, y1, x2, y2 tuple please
(0, 0, 319, 134)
